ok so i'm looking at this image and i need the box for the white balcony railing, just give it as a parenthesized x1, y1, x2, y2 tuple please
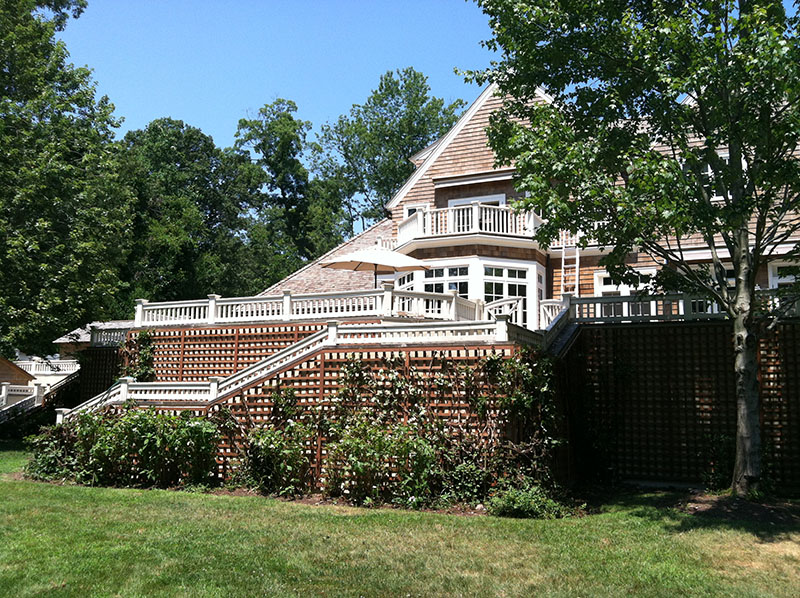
(396, 203, 541, 245)
(134, 286, 483, 329)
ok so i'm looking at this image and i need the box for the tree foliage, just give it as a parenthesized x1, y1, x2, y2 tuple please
(235, 99, 347, 279)
(118, 118, 264, 304)
(315, 68, 466, 233)
(0, 2, 462, 355)
(0, 0, 130, 356)
(471, 0, 800, 495)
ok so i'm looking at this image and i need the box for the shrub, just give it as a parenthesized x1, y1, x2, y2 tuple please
(240, 422, 310, 496)
(325, 414, 399, 505)
(26, 408, 220, 488)
(24, 422, 78, 481)
(487, 484, 573, 519)
(442, 461, 493, 504)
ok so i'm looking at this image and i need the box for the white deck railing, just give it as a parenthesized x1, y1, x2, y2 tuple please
(14, 360, 80, 376)
(65, 317, 533, 417)
(538, 292, 799, 329)
(396, 203, 541, 245)
(134, 286, 483, 328)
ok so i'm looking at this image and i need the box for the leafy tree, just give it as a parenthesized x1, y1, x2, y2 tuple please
(315, 68, 466, 233)
(235, 99, 346, 279)
(0, 0, 130, 356)
(471, 0, 800, 495)
(118, 118, 263, 305)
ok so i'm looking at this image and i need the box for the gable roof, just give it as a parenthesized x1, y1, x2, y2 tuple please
(385, 83, 553, 211)
(0, 356, 35, 383)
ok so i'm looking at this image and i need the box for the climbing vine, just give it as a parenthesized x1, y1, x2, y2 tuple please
(221, 347, 566, 513)
(120, 330, 156, 382)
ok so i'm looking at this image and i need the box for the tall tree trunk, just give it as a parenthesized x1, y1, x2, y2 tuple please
(731, 308, 761, 496)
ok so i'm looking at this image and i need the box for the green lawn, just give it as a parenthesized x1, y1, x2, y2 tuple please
(0, 447, 797, 597)
(0, 440, 29, 474)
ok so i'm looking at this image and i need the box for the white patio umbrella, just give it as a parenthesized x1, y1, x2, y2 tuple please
(321, 248, 429, 288)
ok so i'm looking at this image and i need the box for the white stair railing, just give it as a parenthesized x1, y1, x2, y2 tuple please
(485, 297, 525, 327)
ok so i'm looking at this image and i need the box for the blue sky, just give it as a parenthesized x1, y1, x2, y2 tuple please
(57, 1, 495, 149)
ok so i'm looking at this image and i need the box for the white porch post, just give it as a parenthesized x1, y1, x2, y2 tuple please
(0, 382, 9, 407)
(282, 290, 293, 318)
(474, 298, 486, 321)
(207, 294, 220, 325)
(118, 376, 134, 402)
(33, 382, 45, 406)
(495, 314, 510, 342)
(55, 408, 70, 425)
(471, 201, 481, 233)
(208, 376, 223, 401)
(134, 299, 148, 328)
(381, 282, 394, 317)
(448, 289, 459, 320)
(326, 321, 340, 345)
(416, 211, 425, 237)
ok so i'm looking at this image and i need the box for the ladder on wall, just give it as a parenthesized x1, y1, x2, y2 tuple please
(560, 232, 581, 297)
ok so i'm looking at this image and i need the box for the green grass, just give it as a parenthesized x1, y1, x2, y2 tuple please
(0, 448, 797, 597)
(0, 440, 29, 474)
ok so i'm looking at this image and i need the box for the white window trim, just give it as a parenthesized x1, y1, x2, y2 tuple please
(593, 268, 657, 296)
(403, 203, 427, 219)
(448, 193, 506, 208)
(768, 261, 798, 289)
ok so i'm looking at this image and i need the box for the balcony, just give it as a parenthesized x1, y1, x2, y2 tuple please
(396, 203, 541, 247)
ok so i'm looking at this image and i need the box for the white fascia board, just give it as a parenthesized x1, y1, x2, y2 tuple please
(386, 84, 552, 212)
(647, 243, 798, 263)
(433, 168, 516, 189)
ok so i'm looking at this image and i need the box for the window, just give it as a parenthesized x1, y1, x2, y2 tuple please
(424, 265, 469, 298)
(484, 281, 504, 303)
(683, 155, 730, 201)
(447, 193, 506, 208)
(483, 265, 530, 326)
(404, 204, 426, 219)
(594, 269, 656, 318)
(397, 273, 414, 290)
(769, 262, 798, 289)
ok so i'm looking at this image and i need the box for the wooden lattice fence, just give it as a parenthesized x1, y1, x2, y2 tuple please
(129, 322, 340, 381)
(562, 320, 800, 493)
